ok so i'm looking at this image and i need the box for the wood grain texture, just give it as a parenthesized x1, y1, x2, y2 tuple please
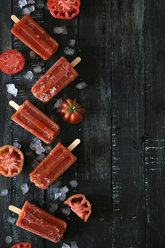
(0, 0, 165, 248)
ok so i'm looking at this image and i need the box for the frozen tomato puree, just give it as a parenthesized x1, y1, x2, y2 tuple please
(0, 145, 24, 177)
(65, 194, 92, 222)
(10, 242, 31, 248)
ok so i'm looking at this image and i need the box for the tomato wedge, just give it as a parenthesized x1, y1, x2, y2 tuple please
(64, 194, 92, 222)
(10, 242, 31, 248)
(0, 50, 25, 74)
(48, 0, 80, 20)
(0, 145, 24, 177)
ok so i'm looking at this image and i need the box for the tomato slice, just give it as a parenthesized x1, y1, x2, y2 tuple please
(0, 50, 25, 74)
(64, 194, 92, 222)
(0, 145, 24, 177)
(48, 0, 80, 20)
(10, 242, 31, 248)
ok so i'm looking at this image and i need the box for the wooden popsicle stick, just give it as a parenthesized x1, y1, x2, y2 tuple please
(67, 139, 80, 151)
(9, 101, 20, 111)
(71, 57, 81, 67)
(9, 205, 21, 215)
(11, 15, 20, 24)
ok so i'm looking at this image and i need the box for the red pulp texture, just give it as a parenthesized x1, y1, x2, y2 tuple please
(0, 50, 25, 74)
(0, 145, 24, 177)
(10, 242, 31, 248)
(48, 0, 80, 20)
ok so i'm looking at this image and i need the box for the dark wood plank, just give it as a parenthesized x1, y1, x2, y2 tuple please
(111, 1, 146, 247)
(145, 0, 165, 247)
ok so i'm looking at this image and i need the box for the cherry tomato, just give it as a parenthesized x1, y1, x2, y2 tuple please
(48, 0, 80, 20)
(0, 50, 25, 74)
(60, 99, 85, 124)
(0, 145, 24, 177)
(65, 194, 92, 222)
(10, 242, 31, 248)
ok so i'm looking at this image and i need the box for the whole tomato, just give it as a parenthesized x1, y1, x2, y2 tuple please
(60, 99, 85, 124)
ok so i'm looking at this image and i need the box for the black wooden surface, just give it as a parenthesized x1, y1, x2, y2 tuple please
(0, 0, 165, 247)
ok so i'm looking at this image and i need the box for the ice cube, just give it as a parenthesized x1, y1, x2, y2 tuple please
(70, 241, 78, 248)
(69, 180, 78, 188)
(62, 243, 70, 248)
(36, 153, 45, 162)
(61, 207, 71, 216)
(45, 145, 52, 154)
(30, 138, 45, 154)
(29, 50, 36, 59)
(64, 47, 75, 56)
(31, 159, 39, 169)
(60, 186, 69, 194)
(49, 203, 58, 213)
(68, 39, 76, 47)
(5, 236, 12, 244)
(21, 183, 29, 195)
(33, 66, 42, 74)
(13, 141, 21, 149)
(76, 82, 88, 90)
(54, 99, 63, 109)
(24, 71, 33, 80)
(29, 5, 35, 12)
(54, 192, 61, 200)
(6, 84, 18, 97)
(18, 0, 27, 8)
(28, 0, 35, 4)
(59, 193, 66, 201)
(0, 189, 8, 196)
(53, 26, 68, 35)
(22, 7, 31, 15)
(7, 216, 16, 224)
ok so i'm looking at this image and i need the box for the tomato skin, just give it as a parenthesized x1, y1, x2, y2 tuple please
(0, 145, 24, 177)
(0, 50, 25, 74)
(59, 99, 85, 124)
(48, 0, 80, 20)
(10, 242, 31, 248)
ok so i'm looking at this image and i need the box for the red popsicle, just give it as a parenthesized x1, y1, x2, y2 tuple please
(9, 201, 67, 243)
(30, 139, 80, 189)
(11, 14, 59, 60)
(9, 100, 60, 144)
(31, 57, 80, 103)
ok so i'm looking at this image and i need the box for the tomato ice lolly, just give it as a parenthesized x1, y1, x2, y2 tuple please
(9, 100, 60, 144)
(30, 139, 80, 189)
(9, 201, 67, 243)
(11, 14, 59, 60)
(31, 57, 81, 103)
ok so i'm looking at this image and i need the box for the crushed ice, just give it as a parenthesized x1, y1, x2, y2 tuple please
(21, 183, 29, 195)
(18, 0, 27, 8)
(28, 0, 35, 4)
(13, 141, 21, 149)
(62, 243, 70, 248)
(76, 81, 88, 90)
(30, 138, 45, 154)
(54, 192, 61, 200)
(5, 236, 12, 244)
(54, 99, 62, 109)
(31, 159, 39, 169)
(7, 216, 16, 224)
(45, 145, 52, 154)
(24, 71, 33, 80)
(64, 47, 75, 56)
(59, 193, 66, 201)
(36, 153, 45, 162)
(28, 5, 35, 12)
(53, 26, 68, 35)
(0, 189, 8, 196)
(6, 84, 18, 97)
(60, 186, 69, 194)
(70, 241, 78, 248)
(22, 7, 31, 15)
(29, 51, 36, 59)
(69, 180, 78, 188)
(49, 203, 58, 213)
(33, 66, 42, 74)
(68, 39, 76, 47)
(61, 207, 71, 216)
